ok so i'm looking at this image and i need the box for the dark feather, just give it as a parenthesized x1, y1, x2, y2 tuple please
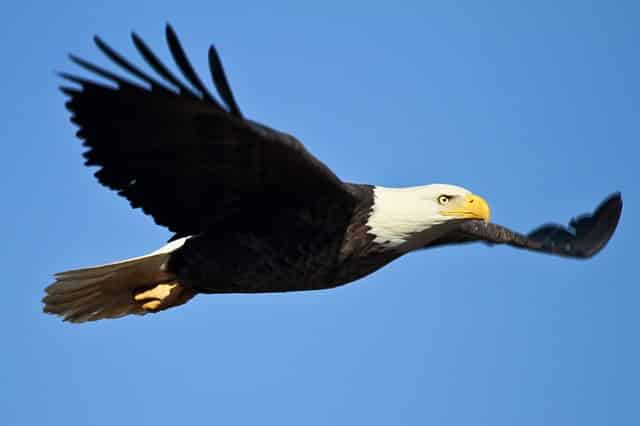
(61, 25, 352, 237)
(427, 193, 622, 259)
(68, 54, 135, 88)
(93, 36, 166, 91)
(165, 24, 217, 106)
(208, 45, 243, 118)
(130, 31, 200, 100)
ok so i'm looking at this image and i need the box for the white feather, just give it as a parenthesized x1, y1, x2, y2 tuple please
(43, 237, 191, 323)
(367, 184, 471, 250)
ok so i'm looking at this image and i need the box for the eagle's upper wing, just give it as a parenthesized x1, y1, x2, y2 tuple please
(427, 193, 622, 259)
(61, 25, 353, 237)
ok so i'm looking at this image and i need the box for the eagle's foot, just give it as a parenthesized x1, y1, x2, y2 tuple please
(133, 282, 196, 312)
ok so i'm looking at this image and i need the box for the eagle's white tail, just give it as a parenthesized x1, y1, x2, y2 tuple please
(43, 244, 195, 323)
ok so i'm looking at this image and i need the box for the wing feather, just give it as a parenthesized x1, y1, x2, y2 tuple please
(130, 31, 201, 101)
(164, 25, 219, 107)
(208, 45, 243, 117)
(427, 193, 622, 259)
(61, 24, 351, 237)
(68, 54, 138, 88)
(93, 36, 167, 91)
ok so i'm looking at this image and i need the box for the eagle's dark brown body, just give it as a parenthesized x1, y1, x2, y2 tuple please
(168, 184, 399, 293)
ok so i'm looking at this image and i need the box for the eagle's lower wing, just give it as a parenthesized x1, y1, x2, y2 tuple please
(61, 25, 352, 237)
(427, 193, 622, 259)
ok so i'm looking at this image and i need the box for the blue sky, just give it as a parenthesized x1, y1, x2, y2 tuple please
(2, 1, 638, 425)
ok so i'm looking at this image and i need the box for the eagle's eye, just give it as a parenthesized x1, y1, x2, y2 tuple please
(438, 195, 450, 205)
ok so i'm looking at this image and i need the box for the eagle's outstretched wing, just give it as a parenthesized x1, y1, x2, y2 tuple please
(61, 25, 352, 238)
(427, 193, 622, 258)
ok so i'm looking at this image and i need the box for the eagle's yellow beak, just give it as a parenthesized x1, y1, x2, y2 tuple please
(441, 193, 491, 223)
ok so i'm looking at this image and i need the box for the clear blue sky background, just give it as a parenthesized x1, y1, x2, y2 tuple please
(1, 1, 638, 425)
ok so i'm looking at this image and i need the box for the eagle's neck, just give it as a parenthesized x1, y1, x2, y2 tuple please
(365, 186, 454, 251)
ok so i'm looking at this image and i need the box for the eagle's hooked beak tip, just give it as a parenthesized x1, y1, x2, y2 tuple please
(467, 194, 491, 223)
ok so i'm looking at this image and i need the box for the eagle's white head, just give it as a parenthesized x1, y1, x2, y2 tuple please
(367, 184, 491, 251)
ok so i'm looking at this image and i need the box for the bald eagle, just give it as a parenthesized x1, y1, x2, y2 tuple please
(43, 25, 622, 323)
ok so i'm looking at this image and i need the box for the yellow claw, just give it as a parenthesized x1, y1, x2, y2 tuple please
(134, 283, 178, 301)
(133, 282, 196, 313)
(142, 300, 162, 311)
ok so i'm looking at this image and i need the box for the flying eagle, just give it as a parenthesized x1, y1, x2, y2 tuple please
(43, 25, 622, 323)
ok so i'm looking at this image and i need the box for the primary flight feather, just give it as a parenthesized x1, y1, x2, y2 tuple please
(43, 25, 622, 323)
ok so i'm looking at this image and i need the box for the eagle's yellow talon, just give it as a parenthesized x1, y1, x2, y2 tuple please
(134, 283, 178, 301)
(134, 283, 194, 313)
(142, 300, 162, 311)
